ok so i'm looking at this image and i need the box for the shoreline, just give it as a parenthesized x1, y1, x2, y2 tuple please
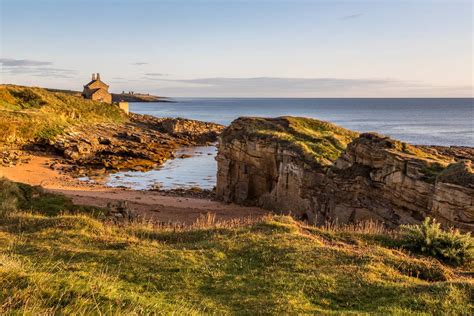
(0, 153, 269, 224)
(94, 144, 218, 191)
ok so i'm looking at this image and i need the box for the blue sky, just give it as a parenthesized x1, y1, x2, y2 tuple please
(1, 0, 472, 97)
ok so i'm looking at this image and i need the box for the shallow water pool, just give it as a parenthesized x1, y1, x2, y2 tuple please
(104, 145, 217, 190)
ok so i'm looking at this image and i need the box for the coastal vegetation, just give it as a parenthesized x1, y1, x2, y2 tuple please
(221, 116, 359, 166)
(0, 86, 472, 314)
(0, 178, 103, 217)
(0, 178, 472, 314)
(401, 217, 473, 265)
(0, 85, 126, 147)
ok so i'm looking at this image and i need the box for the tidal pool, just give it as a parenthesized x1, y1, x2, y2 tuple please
(104, 145, 217, 190)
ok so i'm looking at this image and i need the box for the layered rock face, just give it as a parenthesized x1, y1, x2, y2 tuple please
(216, 117, 474, 230)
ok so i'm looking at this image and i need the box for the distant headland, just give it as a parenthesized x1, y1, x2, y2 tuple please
(46, 73, 174, 103)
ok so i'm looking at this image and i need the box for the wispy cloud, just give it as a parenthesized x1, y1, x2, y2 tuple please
(2, 67, 78, 78)
(140, 76, 471, 97)
(132, 62, 149, 66)
(142, 76, 409, 97)
(340, 13, 363, 20)
(161, 77, 399, 90)
(144, 72, 170, 77)
(0, 57, 77, 78)
(0, 58, 52, 67)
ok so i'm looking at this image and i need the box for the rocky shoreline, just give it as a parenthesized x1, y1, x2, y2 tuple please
(216, 117, 474, 231)
(2, 104, 472, 230)
(4, 113, 223, 179)
(51, 114, 222, 176)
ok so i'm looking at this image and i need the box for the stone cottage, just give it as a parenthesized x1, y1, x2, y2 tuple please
(82, 73, 112, 103)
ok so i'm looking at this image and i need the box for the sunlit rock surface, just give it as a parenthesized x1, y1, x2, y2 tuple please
(216, 116, 473, 230)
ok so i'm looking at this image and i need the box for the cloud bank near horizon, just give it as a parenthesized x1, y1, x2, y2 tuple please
(1, 58, 471, 97)
(131, 76, 473, 97)
(1, 58, 77, 78)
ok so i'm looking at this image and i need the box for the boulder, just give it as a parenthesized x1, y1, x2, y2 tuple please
(106, 201, 137, 221)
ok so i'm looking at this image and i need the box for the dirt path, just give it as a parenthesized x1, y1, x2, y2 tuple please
(0, 154, 269, 224)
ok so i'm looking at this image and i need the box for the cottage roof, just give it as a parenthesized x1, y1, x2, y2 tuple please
(90, 88, 108, 95)
(84, 79, 109, 90)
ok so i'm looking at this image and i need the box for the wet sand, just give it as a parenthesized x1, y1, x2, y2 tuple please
(0, 154, 269, 224)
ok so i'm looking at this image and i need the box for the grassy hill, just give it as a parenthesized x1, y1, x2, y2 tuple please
(0, 180, 472, 314)
(0, 85, 126, 147)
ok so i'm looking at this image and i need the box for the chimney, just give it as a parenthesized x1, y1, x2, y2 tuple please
(96, 73, 101, 80)
(92, 73, 96, 80)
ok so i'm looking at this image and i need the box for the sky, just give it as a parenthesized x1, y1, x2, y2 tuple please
(0, 0, 472, 97)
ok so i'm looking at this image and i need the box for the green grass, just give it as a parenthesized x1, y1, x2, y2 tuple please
(0, 177, 105, 217)
(0, 84, 126, 146)
(222, 116, 358, 166)
(0, 211, 472, 314)
(420, 162, 447, 183)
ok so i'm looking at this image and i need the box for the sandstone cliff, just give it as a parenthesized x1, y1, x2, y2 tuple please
(216, 117, 473, 230)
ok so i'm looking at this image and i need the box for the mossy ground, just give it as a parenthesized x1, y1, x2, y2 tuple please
(1, 209, 472, 314)
(222, 116, 358, 166)
(0, 85, 126, 146)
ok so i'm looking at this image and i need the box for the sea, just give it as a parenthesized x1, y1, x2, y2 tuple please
(103, 98, 473, 190)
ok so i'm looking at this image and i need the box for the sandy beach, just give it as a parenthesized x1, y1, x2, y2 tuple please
(0, 153, 269, 224)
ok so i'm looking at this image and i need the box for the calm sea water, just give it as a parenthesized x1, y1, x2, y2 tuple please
(106, 98, 473, 190)
(132, 98, 473, 147)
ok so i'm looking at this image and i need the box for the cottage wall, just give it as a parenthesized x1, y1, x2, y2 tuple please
(91, 89, 112, 103)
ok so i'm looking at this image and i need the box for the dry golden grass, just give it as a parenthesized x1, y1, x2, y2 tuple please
(0, 84, 126, 147)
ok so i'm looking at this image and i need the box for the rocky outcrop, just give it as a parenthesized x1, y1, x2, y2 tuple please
(0, 150, 30, 167)
(47, 114, 223, 174)
(129, 114, 223, 144)
(216, 117, 474, 230)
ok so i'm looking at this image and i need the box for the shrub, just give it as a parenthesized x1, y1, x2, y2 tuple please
(401, 217, 474, 264)
(10, 89, 46, 108)
(0, 177, 20, 216)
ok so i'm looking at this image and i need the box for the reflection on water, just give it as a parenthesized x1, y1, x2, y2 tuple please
(105, 146, 217, 190)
